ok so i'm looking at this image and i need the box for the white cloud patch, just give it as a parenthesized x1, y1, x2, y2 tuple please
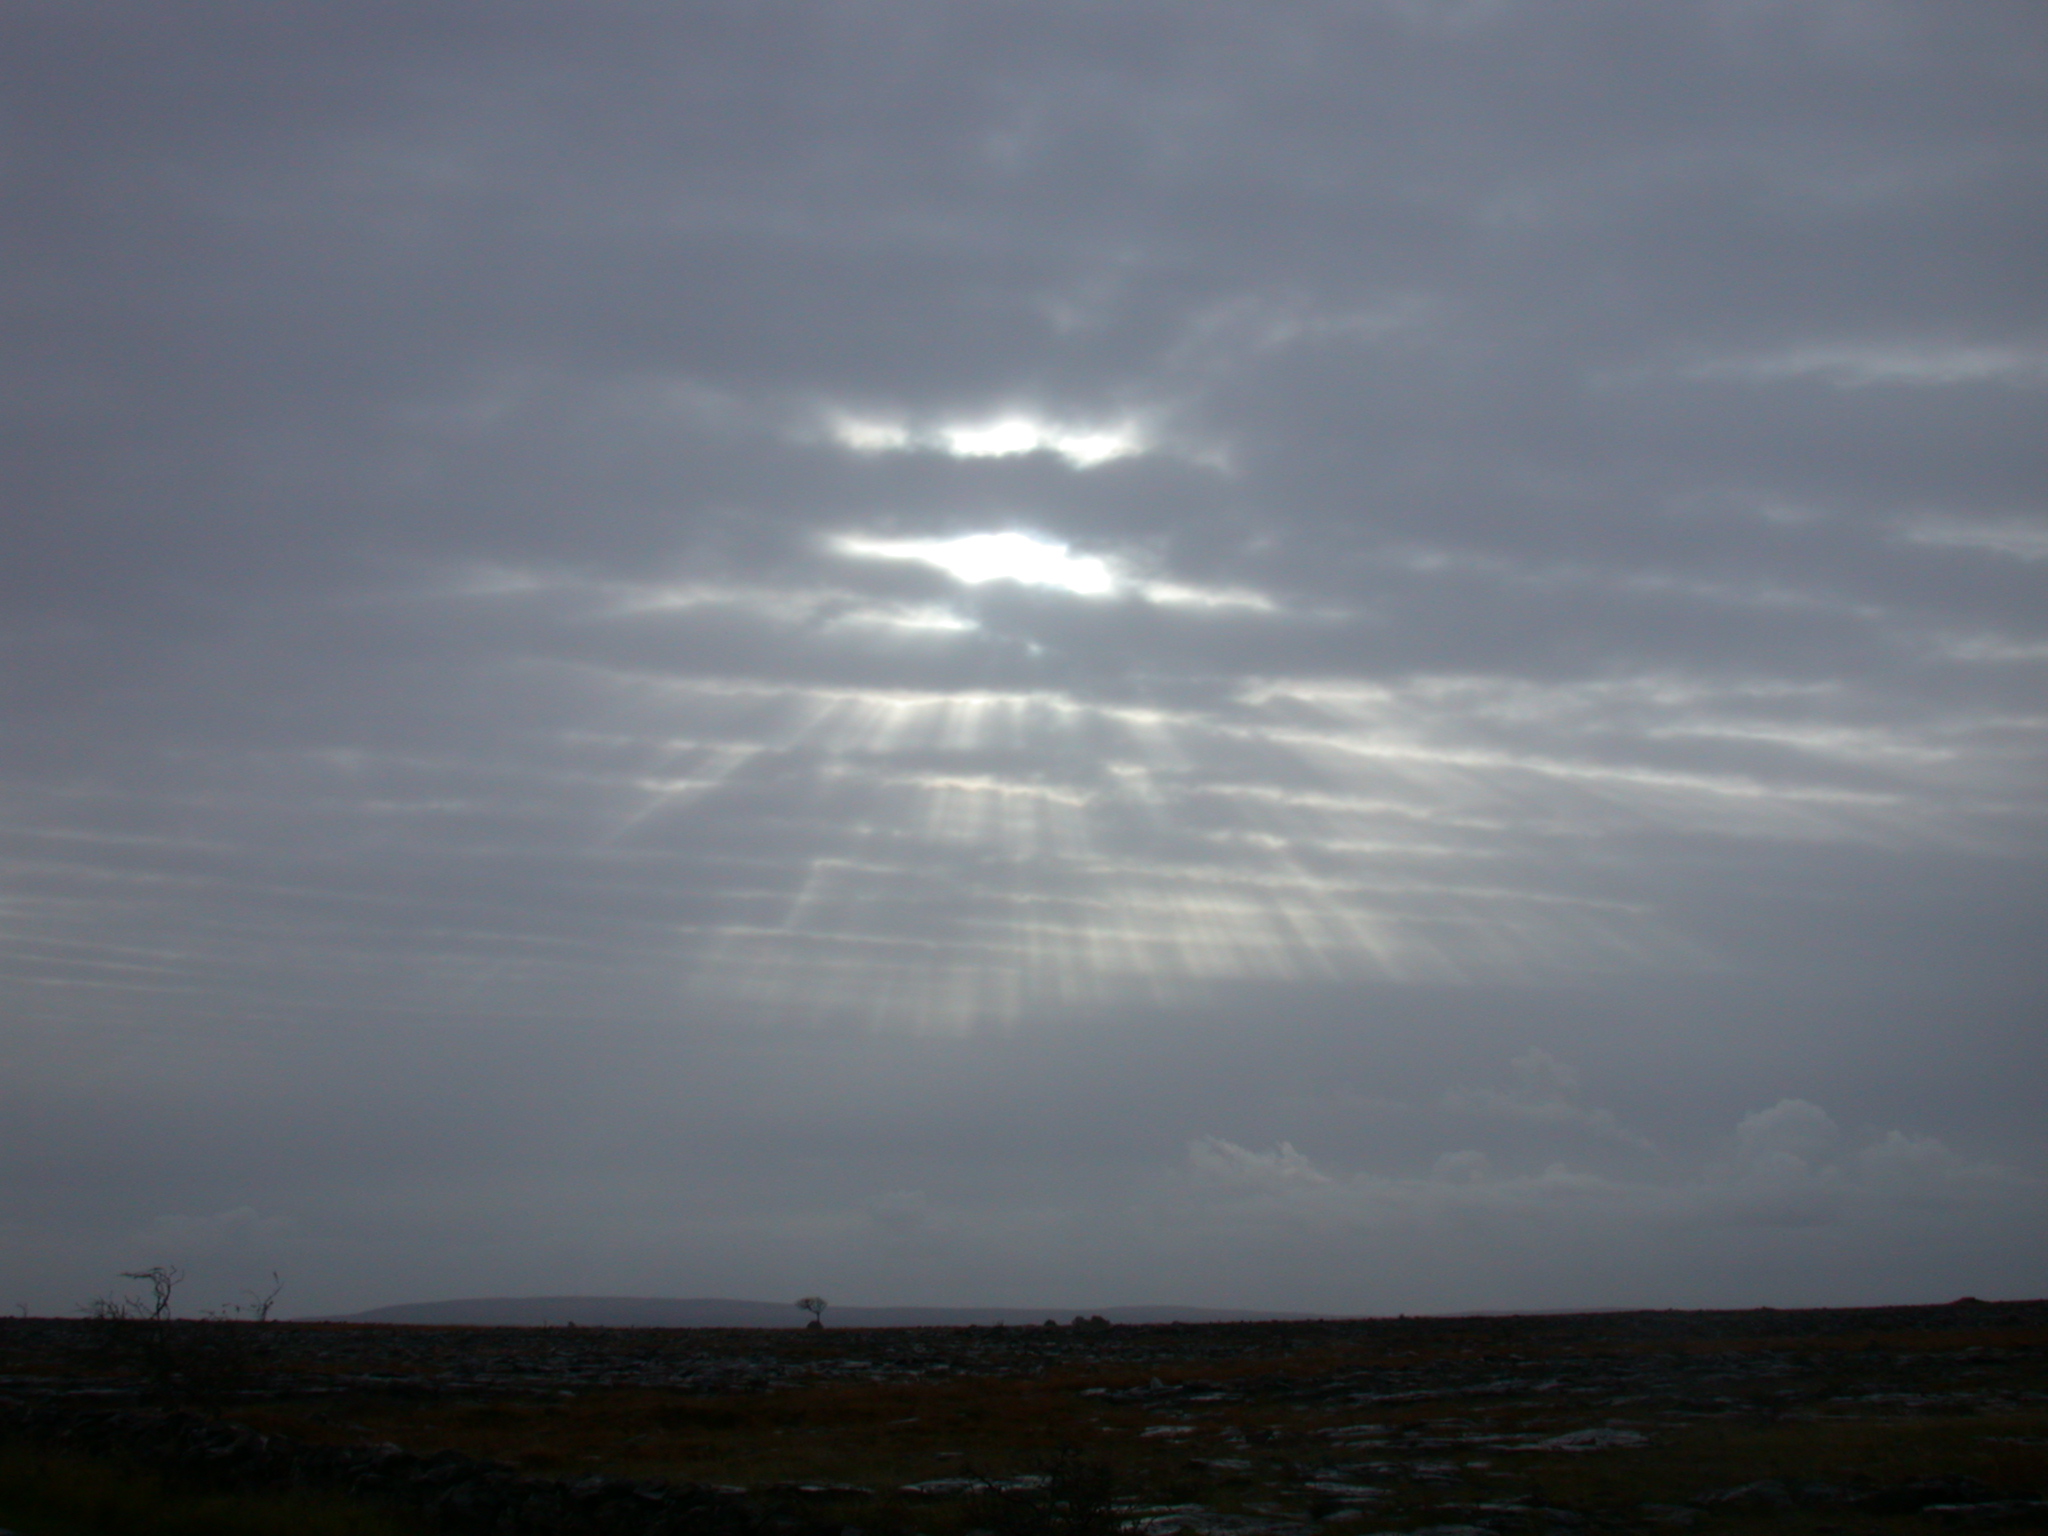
(1166, 290, 1439, 367)
(1189, 1137, 1647, 1232)
(1710, 1099, 1850, 1227)
(827, 531, 1280, 613)
(1733, 1097, 1839, 1165)
(828, 416, 915, 452)
(1856, 1131, 2020, 1210)
(1895, 516, 2048, 562)
(1682, 342, 2048, 389)
(826, 411, 1147, 468)
(1134, 580, 1277, 612)
(1932, 632, 2048, 663)
(1188, 1101, 2023, 1236)
(834, 531, 1121, 597)
(1444, 1048, 1655, 1150)
(1188, 1137, 1331, 1195)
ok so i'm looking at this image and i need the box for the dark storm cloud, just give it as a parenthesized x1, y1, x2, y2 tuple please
(3, 1, 2044, 1316)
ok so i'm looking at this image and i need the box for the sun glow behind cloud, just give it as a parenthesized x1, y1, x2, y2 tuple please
(313, 550, 2044, 1034)
(11, 1, 2048, 1324)
(826, 410, 1146, 467)
(544, 650, 2014, 1031)
(833, 531, 1120, 596)
(827, 530, 1275, 611)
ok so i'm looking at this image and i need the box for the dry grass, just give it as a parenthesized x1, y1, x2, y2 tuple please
(10, 1307, 2044, 1534)
(0, 1441, 435, 1536)
(221, 1318, 2048, 1534)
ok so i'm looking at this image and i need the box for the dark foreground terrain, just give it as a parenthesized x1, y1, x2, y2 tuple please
(3, 1299, 2045, 1535)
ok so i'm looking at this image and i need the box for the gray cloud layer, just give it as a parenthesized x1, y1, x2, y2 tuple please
(3, 1, 2044, 1317)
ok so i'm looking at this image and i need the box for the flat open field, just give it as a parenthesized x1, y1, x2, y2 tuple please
(3, 1300, 2045, 1534)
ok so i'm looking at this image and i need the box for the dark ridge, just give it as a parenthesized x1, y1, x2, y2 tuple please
(314, 1296, 1321, 1327)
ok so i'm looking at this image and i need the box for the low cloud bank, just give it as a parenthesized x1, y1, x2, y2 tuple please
(1192, 1092, 2025, 1235)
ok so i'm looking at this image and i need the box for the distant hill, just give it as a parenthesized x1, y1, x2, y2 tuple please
(317, 1295, 1321, 1328)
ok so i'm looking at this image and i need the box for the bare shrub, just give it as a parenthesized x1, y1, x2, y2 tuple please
(236, 1271, 285, 1323)
(78, 1265, 278, 1405)
(122, 1264, 183, 1320)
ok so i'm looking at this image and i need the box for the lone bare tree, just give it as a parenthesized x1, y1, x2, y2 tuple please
(120, 1265, 183, 1320)
(242, 1271, 284, 1322)
(796, 1295, 828, 1329)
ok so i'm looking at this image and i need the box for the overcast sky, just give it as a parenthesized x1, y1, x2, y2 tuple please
(4, 1, 2045, 1321)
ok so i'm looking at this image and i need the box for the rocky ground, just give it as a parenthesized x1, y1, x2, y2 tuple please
(2, 1299, 2044, 1534)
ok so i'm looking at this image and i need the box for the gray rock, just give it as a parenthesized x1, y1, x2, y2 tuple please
(1525, 1427, 1648, 1452)
(1706, 1479, 1793, 1510)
